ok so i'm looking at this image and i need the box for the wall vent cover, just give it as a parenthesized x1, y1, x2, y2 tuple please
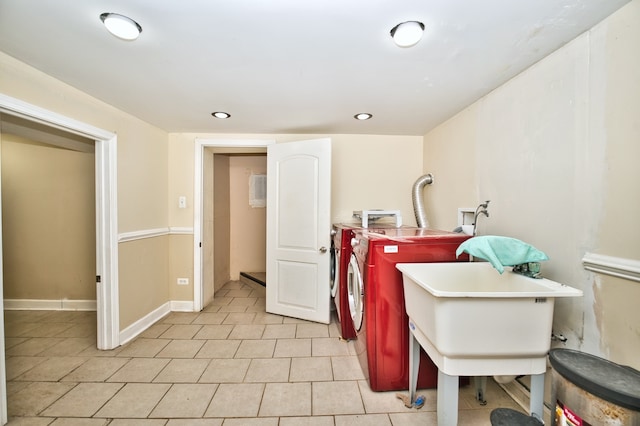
(249, 174, 267, 208)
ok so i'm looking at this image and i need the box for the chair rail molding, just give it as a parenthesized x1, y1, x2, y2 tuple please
(118, 227, 194, 243)
(582, 252, 640, 283)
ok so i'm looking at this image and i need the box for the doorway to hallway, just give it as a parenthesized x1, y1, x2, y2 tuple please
(193, 139, 272, 312)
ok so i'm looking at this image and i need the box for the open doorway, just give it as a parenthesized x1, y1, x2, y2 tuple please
(193, 139, 273, 311)
(200, 151, 267, 305)
(1, 114, 96, 311)
(196, 138, 332, 323)
(0, 94, 119, 424)
(216, 153, 267, 291)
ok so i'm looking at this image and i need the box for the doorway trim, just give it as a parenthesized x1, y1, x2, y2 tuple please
(0, 93, 119, 350)
(193, 138, 274, 311)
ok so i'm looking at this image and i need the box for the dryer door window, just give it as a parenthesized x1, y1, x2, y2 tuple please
(347, 254, 364, 331)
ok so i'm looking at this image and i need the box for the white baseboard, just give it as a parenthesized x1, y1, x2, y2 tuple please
(119, 302, 172, 345)
(4, 299, 96, 311)
(4, 298, 197, 347)
(170, 300, 195, 312)
(498, 377, 552, 422)
(498, 379, 531, 411)
(119, 301, 194, 344)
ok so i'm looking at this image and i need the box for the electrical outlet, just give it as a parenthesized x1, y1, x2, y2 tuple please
(177, 278, 189, 285)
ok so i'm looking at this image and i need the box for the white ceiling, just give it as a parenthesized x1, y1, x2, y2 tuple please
(0, 0, 629, 136)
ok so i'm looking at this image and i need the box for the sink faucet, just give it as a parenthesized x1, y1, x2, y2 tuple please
(513, 262, 543, 279)
(473, 200, 490, 236)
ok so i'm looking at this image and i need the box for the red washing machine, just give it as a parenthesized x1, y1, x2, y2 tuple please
(348, 227, 471, 391)
(331, 220, 404, 340)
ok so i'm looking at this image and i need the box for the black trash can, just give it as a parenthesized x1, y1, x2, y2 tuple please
(549, 348, 640, 425)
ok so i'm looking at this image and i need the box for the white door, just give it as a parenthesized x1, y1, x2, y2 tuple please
(266, 138, 331, 323)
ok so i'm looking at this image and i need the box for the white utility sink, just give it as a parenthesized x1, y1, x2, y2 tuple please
(396, 261, 583, 426)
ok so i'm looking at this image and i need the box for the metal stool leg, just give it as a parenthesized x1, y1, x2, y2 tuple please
(529, 373, 545, 422)
(409, 328, 420, 404)
(437, 369, 459, 426)
(474, 376, 488, 405)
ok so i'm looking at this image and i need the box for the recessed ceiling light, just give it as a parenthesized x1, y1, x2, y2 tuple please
(390, 21, 425, 48)
(100, 13, 142, 41)
(354, 113, 373, 121)
(211, 112, 231, 119)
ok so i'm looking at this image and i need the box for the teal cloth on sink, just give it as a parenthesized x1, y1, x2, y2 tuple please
(455, 236, 549, 274)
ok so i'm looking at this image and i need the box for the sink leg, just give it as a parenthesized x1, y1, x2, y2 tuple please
(530, 373, 545, 422)
(474, 376, 487, 405)
(437, 369, 459, 426)
(409, 326, 420, 404)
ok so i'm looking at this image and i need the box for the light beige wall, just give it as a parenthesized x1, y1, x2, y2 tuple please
(168, 134, 195, 229)
(420, 107, 478, 231)
(119, 236, 169, 328)
(169, 134, 423, 225)
(423, 0, 640, 368)
(1, 52, 170, 330)
(330, 135, 424, 224)
(169, 235, 193, 301)
(587, 0, 640, 367)
(229, 155, 267, 278)
(1, 135, 95, 301)
(0, 53, 169, 233)
(595, 0, 640, 258)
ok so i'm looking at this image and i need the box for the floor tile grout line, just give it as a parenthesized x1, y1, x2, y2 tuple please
(4, 280, 516, 424)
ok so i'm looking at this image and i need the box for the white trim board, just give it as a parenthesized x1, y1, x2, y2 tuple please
(0, 94, 114, 140)
(170, 227, 194, 235)
(582, 252, 640, 282)
(118, 300, 194, 346)
(498, 377, 552, 422)
(119, 302, 171, 346)
(118, 227, 194, 243)
(119, 228, 169, 242)
(4, 299, 97, 311)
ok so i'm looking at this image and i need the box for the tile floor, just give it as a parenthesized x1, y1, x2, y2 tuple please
(4, 280, 525, 425)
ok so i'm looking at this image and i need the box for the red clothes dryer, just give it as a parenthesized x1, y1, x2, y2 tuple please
(348, 227, 471, 391)
(331, 222, 405, 340)
(331, 223, 359, 340)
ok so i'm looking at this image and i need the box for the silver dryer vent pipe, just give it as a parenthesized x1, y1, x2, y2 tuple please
(412, 173, 434, 228)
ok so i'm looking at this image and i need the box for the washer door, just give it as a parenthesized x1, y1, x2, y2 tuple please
(330, 242, 338, 298)
(347, 253, 364, 331)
